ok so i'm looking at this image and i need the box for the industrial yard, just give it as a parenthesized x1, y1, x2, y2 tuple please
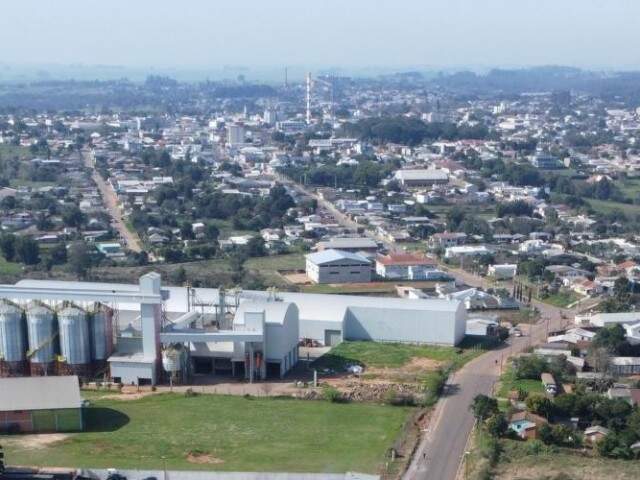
(1, 392, 409, 474)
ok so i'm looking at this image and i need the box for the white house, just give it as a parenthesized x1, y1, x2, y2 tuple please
(375, 252, 437, 280)
(488, 264, 517, 280)
(444, 245, 490, 259)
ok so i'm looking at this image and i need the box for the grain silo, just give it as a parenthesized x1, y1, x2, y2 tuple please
(26, 302, 57, 376)
(0, 299, 27, 376)
(90, 303, 114, 368)
(58, 304, 91, 377)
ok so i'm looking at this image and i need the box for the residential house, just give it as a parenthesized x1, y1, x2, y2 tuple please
(509, 411, 548, 440)
(375, 252, 437, 280)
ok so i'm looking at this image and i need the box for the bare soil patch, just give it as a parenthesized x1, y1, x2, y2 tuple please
(8, 434, 68, 449)
(186, 451, 224, 465)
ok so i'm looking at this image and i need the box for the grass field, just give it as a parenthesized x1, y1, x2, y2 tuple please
(494, 438, 640, 480)
(313, 340, 489, 372)
(617, 178, 640, 200)
(496, 365, 545, 397)
(245, 253, 305, 287)
(587, 198, 640, 217)
(9, 179, 56, 189)
(245, 253, 305, 271)
(541, 290, 582, 308)
(301, 283, 399, 294)
(0, 144, 31, 159)
(0, 256, 22, 276)
(1, 393, 409, 473)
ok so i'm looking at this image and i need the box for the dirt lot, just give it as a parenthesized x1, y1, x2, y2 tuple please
(3, 433, 68, 450)
(283, 272, 312, 284)
(494, 456, 640, 480)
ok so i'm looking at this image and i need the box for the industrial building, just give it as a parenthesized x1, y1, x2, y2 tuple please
(0, 273, 466, 386)
(305, 249, 372, 284)
(0, 375, 83, 433)
(393, 169, 449, 187)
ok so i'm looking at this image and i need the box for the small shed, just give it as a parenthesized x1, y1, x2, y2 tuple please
(584, 425, 610, 444)
(0, 376, 84, 433)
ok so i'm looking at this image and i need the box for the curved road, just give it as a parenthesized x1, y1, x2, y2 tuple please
(275, 175, 596, 480)
(404, 269, 594, 480)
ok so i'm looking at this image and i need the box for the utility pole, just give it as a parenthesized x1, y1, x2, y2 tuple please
(306, 72, 312, 125)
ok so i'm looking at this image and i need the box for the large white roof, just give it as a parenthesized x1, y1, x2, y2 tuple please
(14, 279, 462, 325)
(306, 249, 371, 265)
(0, 375, 82, 412)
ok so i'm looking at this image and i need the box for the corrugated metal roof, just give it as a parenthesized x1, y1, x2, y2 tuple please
(15, 279, 463, 324)
(306, 249, 371, 265)
(0, 375, 82, 412)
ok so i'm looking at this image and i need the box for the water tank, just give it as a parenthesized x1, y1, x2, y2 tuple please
(90, 304, 114, 361)
(162, 346, 182, 373)
(0, 300, 26, 363)
(58, 305, 90, 365)
(27, 303, 56, 364)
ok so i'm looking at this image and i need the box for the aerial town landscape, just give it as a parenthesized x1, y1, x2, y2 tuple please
(2, 2, 640, 480)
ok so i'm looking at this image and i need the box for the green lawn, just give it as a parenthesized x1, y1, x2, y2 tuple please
(0, 256, 23, 276)
(1, 393, 409, 473)
(9, 179, 56, 189)
(617, 178, 640, 199)
(301, 283, 398, 294)
(587, 198, 640, 217)
(245, 253, 305, 271)
(0, 144, 31, 159)
(541, 290, 582, 308)
(313, 340, 489, 372)
(497, 365, 545, 397)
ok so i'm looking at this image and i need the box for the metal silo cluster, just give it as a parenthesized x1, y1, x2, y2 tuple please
(0, 299, 115, 379)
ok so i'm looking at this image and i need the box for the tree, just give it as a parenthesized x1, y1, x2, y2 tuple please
(485, 413, 508, 438)
(61, 205, 86, 228)
(553, 393, 577, 417)
(171, 266, 187, 286)
(0, 234, 17, 261)
(244, 237, 266, 257)
(592, 324, 628, 354)
(470, 394, 499, 421)
(526, 394, 554, 418)
(49, 242, 68, 265)
(67, 241, 92, 278)
(16, 237, 40, 265)
(180, 221, 194, 240)
(205, 223, 220, 240)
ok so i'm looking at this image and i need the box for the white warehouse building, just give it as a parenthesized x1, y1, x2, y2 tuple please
(1, 274, 466, 386)
(305, 249, 372, 284)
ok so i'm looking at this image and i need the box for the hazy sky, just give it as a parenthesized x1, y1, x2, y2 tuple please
(2, 0, 639, 69)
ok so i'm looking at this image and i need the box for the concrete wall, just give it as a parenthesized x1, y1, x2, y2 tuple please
(344, 304, 466, 346)
(110, 361, 156, 385)
(299, 318, 344, 345)
(79, 470, 379, 480)
(306, 259, 371, 284)
(265, 304, 299, 363)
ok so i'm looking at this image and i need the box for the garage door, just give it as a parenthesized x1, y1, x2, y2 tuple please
(324, 330, 342, 347)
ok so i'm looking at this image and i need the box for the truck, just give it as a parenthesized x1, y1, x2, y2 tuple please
(541, 373, 557, 396)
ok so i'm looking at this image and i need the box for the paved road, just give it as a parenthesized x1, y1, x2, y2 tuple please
(276, 175, 596, 479)
(83, 150, 143, 253)
(277, 175, 394, 249)
(404, 266, 597, 480)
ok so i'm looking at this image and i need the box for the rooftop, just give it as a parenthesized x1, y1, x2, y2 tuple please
(0, 376, 83, 412)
